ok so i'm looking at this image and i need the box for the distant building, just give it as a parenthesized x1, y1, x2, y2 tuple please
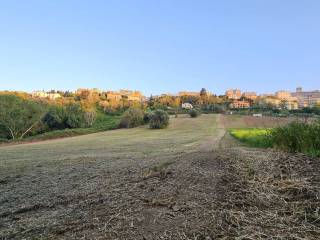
(127, 91, 144, 101)
(179, 91, 200, 97)
(182, 103, 193, 109)
(48, 93, 61, 100)
(106, 91, 122, 101)
(260, 93, 275, 98)
(275, 91, 292, 100)
(230, 100, 250, 109)
(260, 97, 281, 108)
(291, 87, 320, 108)
(259, 96, 298, 110)
(106, 90, 144, 102)
(225, 89, 241, 100)
(76, 88, 101, 95)
(32, 91, 61, 100)
(285, 101, 299, 110)
(32, 91, 48, 98)
(275, 90, 298, 109)
(242, 92, 257, 100)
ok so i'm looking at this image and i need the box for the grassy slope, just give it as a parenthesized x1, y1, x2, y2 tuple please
(0, 115, 217, 174)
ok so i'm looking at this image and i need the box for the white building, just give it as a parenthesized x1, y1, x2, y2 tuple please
(182, 103, 193, 109)
(31, 91, 61, 100)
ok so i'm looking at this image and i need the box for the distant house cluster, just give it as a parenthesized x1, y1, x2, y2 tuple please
(28, 86, 320, 111)
(225, 87, 320, 110)
(292, 87, 320, 108)
(106, 90, 145, 102)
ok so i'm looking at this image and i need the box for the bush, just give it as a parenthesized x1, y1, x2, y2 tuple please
(43, 104, 86, 130)
(143, 111, 152, 124)
(149, 110, 170, 129)
(189, 109, 200, 118)
(271, 121, 320, 157)
(119, 108, 144, 128)
(42, 105, 67, 130)
(64, 104, 86, 128)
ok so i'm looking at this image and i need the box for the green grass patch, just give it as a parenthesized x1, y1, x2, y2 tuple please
(229, 128, 273, 148)
(230, 121, 320, 157)
(91, 112, 121, 131)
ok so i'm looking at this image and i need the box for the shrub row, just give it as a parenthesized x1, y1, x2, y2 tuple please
(0, 94, 100, 140)
(119, 108, 169, 129)
(271, 121, 320, 157)
(230, 121, 320, 157)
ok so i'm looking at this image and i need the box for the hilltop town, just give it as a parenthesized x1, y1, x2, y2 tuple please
(5, 86, 319, 111)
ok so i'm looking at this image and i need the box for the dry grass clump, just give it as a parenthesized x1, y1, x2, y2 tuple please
(210, 150, 320, 239)
(119, 108, 144, 128)
(143, 161, 174, 180)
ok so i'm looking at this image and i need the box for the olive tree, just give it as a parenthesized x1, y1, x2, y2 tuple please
(0, 95, 46, 139)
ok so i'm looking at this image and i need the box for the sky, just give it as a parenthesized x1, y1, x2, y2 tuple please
(0, 0, 320, 96)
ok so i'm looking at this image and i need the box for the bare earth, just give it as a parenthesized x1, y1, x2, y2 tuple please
(0, 114, 319, 239)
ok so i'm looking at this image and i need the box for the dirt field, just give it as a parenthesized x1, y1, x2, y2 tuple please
(1, 114, 319, 239)
(220, 114, 298, 129)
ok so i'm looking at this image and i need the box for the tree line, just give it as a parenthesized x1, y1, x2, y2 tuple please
(0, 95, 95, 140)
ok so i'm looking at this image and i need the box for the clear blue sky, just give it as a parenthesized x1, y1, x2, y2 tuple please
(0, 0, 319, 95)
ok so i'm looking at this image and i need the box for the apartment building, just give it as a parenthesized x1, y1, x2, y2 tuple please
(291, 87, 320, 108)
(225, 89, 241, 100)
(275, 91, 291, 100)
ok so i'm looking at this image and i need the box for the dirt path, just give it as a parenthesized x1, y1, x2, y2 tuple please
(1, 115, 319, 239)
(198, 114, 226, 152)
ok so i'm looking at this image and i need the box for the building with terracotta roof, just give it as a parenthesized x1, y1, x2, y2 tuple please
(230, 100, 250, 109)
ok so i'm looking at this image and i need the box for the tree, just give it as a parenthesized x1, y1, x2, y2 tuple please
(200, 88, 209, 104)
(279, 100, 288, 110)
(42, 104, 87, 130)
(84, 111, 97, 127)
(0, 95, 46, 139)
(64, 104, 86, 128)
(42, 105, 67, 130)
